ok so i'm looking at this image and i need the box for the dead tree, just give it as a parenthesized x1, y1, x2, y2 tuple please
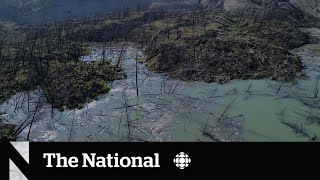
(135, 52, 139, 96)
(315, 76, 319, 98)
(218, 96, 238, 122)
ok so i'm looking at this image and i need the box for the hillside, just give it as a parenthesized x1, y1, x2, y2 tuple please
(151, 0, 202, 10)
(0, 0, 151, 23)
(201, 0, 319, 24)
(0, 0, 49, 18)
(290, 0, 320, 18)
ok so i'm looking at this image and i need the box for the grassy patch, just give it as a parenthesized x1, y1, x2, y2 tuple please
(142, 13, 309, 83)
(0, 20, 122, 110)
(0, 124, 16, 142)
(44, 60, 121, 110)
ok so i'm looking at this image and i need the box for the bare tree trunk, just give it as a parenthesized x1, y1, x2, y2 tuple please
(136, 53, 139, 96)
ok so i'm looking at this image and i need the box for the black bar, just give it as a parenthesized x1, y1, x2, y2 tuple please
(29, 142, 320, 180)
(0, 142, 9, 180)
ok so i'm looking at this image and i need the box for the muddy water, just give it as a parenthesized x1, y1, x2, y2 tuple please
(1, 29, 320, 142)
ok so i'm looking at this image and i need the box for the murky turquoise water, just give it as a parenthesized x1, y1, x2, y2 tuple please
(1, 29, 320, 142)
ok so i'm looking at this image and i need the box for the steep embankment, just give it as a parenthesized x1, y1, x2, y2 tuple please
(290, 0, 320, 18)
(202, 0, 317, 23)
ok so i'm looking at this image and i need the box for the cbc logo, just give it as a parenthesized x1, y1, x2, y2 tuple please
(173, 152, 191, 169)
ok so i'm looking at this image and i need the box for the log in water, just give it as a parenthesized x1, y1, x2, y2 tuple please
(1, 29, 320, 142)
